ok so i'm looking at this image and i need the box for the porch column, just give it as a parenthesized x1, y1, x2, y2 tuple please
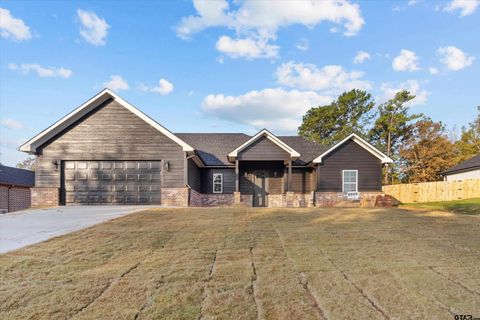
(235, 159, 239, 192)
(287, 160, 292, 192)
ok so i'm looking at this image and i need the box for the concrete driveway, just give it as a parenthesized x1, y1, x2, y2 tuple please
(0, 206, 156, 254)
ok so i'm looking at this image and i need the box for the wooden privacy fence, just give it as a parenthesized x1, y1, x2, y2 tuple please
(382, 179, 480, 203)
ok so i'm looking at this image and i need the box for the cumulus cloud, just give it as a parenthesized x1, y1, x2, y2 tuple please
(429, 67, 439, 75)
(139, 79, 174, 95)
(202, 88, 331, 133)
(77, 9, 109, 46)
(8, 63, 72, 78)
(1, 119, 24, 130)
(215, 35, 279, 59)
(380, 80, 429, 106)
(103, 75, 129, 91)
(392, 49, 420, 72)
(437, 46, 475, 71)
(354, 51, 371, 64)
(295, 38, 309, 51)
(275, 61, 371, 94)
(177, 0, 364, 59)
(0, 8, 31, 41)
(443, 0, 479, 17)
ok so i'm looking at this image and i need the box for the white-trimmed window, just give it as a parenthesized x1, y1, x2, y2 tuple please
(342, 170, 358, 193)
(213, 173, 223, 193)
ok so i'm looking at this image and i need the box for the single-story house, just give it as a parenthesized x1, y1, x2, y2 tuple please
(0, 165, 35, 213)
(442, 154, 480, 181)
(19, 89, 392, 207)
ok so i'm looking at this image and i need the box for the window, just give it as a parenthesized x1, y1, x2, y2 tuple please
(213, 173, 223, 193)
(342, 170, 358, 193)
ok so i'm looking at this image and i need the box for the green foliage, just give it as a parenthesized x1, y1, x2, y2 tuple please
(298, 89, 375, 145)
(16, 156, 36, 170)
(454, 108, 480, 162)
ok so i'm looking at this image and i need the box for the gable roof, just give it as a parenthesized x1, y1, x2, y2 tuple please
(443, 154, 480, 175)
(177, 133, 325, 166)
(19, 88, 194, 153)
(312, 133, 393, 164)
(0, 165, 35, 187)
(227, 129, 300, 161)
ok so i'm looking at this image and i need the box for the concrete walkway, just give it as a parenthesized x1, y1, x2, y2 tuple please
(0, 206, 156, 254)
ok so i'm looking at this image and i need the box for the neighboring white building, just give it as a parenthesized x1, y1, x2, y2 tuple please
(443, 154, 480, 181)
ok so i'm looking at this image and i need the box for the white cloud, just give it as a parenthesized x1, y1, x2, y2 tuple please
(295, 38, 309, 51)
(177, 0, 364, 39)
(215, 35, 279, 59)
(354, 51, 371, 64)
(8, 63, 72, 78)
(103, 75, 129, 91)
(0, 8, 31, 41)
(202, 88, 332, 133)
(139, 79, 174, 95)
(408, 0, 420, 5)
(437, 46, 475, 71)
(77, 9, 109, 46)
(1, 119, 24, 130)
(443, 0, 479, 17)
(380, 80, 429, 106)
(429, 67, 439, 75)
(275, 61, 371, 94)
(392, 49, 420, 72)
(177, 0, 364, 59)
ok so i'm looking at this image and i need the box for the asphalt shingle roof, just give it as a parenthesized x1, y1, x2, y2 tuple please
(176, 133, 327, 166)
(0, 165, 35, 187)
(443, 154, 480, 175)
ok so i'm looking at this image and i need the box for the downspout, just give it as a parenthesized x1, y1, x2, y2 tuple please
(185, 153, 196, 189)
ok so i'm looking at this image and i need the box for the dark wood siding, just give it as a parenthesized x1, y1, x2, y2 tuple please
(238, 136, 290, 161)
(290, 168, 316, 193)
(201, 168, 235, 194)
(187, 159, 201, 192)
(36, 99, 185, 189)
(239, 161, 284, 195)
(317, 139, 382, 192)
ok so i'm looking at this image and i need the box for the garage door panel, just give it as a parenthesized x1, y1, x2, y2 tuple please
(63, 160, 161, 205)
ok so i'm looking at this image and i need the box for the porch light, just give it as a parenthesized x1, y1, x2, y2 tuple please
(52, 160, 59, 170)
(164, 160, 170, 172)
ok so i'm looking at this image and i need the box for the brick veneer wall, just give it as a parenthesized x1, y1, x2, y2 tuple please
(268, 192, 315, 208)
(31, 187, 59, 207)
(189, 189, 235, 207)
(7, 187, 31, 212)
(315, 192, 385, 207)
(161, 188, 189, 207)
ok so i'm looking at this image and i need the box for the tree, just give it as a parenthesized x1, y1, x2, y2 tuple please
(454, 106, 480, 162)
(369, 90, 422, 184)
(16, 156, 36, 170)
(298, 89, 375, 145)
(399, 119, 457, 183)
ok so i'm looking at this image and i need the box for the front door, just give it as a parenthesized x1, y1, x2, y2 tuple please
(253, 170, 267, 207)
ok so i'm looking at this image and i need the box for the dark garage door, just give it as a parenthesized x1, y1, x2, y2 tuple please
(63, 161, 161, 205)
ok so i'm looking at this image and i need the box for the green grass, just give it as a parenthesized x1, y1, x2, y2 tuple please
(401, 198, 480, 215)
(1, 207, 479, 319)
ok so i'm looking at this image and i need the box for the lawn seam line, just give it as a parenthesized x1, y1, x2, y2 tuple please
(428, 266, 480, 296)
(70, 251, 151, 319)
(249, 246, 263, 320)
(274, 228, 328, 320)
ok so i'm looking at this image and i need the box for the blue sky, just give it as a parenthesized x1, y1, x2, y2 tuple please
(1, 0, 479, 166)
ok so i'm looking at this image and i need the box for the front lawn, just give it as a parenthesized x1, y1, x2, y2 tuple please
(401, 198, 480, 215)
(1, 207, 479, 319)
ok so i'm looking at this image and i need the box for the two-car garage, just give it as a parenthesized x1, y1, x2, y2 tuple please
(63, 161, 162, 205)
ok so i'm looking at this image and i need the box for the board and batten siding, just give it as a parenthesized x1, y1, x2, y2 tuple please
(317, 139, 382, 192)
(238, 136, 290, 161)
(187, 159, 201, 192)
(201, 168, 235, 194)
(35, 98, 185, 188)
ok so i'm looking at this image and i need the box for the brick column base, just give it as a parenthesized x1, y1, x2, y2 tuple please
(31, 187, 59, 207)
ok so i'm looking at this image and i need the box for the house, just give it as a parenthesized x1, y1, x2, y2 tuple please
(19, 89, 392, 208)
(0, 165, 35, 213)
(442, 154, 480, 181)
